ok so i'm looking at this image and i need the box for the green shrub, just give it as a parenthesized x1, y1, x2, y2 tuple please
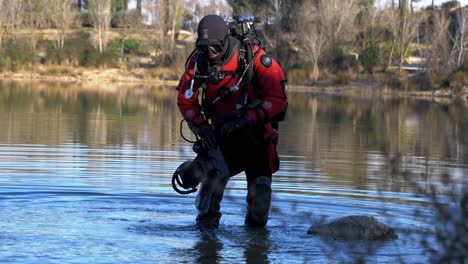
(60, 68, 71, 75)
(41, 31, 119, 68)
(333, 72, 351, 85)
(145, 67, 178, 80)
(0, 57, 7, 72)
(420, 71, 441, 90)
(321, 48, 358, 72)
(402, 78, 417, 91)
(449, 71, 468, 93)
(47, 67, 58, 75)
(0, 41, 36, 71)
(123, 38, 144, 55)
(441, 0, 460, 9)
(360, 39, 381, 73)
(287, 68, 310, 85)
(384, 74, 403, 89)
(80, 13, 93, 27)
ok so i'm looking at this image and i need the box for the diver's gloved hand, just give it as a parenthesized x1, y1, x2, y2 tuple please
(221, 114, 255, 136)
(197, 123, 217, 150)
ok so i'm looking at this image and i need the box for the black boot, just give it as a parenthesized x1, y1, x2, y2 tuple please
(196, 192, 222, 230)
(245, 176, 272, 227)
(195, 177, 228, 230)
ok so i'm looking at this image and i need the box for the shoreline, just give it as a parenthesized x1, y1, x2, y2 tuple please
(1, 69, 467, 103)
(0, 68, 180, 87)
(288, 80, 468, 103)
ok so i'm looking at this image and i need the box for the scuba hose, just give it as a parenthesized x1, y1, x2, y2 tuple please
(211, 39, 260, 105)
(172, 119, 200, 195)
(172, 164, 198, 194)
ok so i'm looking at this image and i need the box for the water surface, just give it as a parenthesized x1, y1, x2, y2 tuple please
(0, 81, 466, 263)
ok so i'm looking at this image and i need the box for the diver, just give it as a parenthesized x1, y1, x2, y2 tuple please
(175, 14, 288, 229)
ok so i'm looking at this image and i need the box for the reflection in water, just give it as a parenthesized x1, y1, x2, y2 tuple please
(0, 81, 181, 149)
(0, 81, 467, 263)
(193, 232, 224, 263)
(282, 93, 467, 194)
(244, 228, 271, 264)
(1, 81, 465, 194)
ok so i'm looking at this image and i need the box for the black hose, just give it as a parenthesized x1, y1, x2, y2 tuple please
(172, 169, 198, 195)
(179, 119, 198, 144)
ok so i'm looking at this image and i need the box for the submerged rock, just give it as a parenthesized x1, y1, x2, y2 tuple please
(307, 215, 398, 240)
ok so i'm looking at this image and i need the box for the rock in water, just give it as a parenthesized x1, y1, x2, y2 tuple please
(307, 215, 398, 240)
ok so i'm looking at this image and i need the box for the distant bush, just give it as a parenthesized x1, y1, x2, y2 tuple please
(80, 13, 93, 27)
(124, 39, 143, 54)
(449, 71, 468, 93)
(402, 78, 417, 91)
(145, 67, 179, 80)
(385, 72, 417, 91)
(47, 67, 59, 75)
(0, 40, 36, 71)
(384, 73, 404, 89)
(42, 32, 119, 68)
(415, 71, 441, 90)
(441, 0, 460, 9)
(360, 40, 381, 73)
(107, 38, 146, 56)
(333, 72, 351, 85)
(287, 68, 311, 85)
(322, 48, 359, 72)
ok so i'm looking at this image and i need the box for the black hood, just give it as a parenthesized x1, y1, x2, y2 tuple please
(196, 15, 230, 47)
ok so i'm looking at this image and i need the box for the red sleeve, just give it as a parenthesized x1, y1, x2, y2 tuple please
(176, 53, 206, 126)
(247, 47, 287, 123)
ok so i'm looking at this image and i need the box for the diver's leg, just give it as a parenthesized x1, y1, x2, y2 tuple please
(196, 176, 228, 229)
(245, 175, 272, 227)
(244, 140, 273, 227)
(195, 135, 242, 229)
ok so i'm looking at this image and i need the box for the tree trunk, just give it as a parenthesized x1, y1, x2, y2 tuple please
(432, 0, 435, 10)
(99, 27, 103, 53)
(312, 61, 319, 83)
(136, 0, 141, 15)
(162, 0, 170, 54)
(170, 1, 181, 52)
(401, 0, 408, 18)
(77, 0, 82, 10)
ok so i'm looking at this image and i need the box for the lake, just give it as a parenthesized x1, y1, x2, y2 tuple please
(0, 81, 466, 263)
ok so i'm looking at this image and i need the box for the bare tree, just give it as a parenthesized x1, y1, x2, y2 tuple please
(428, 11, 451, 76)
(318, 0, 355, 50)
(450, 8, 468, 68)
(298, 2, 325, 83)
(44, 0, 78, 49)
(5, 0, 24, 42)
(137, 0, 142, 15)
(144, 0, 167, 59)
(75, 0, 82, 11)
(144, 0, 188, 62)
(384, 5, 422, 70)
(269, 0, 284, 49)
(88, 0, 112, 53)
(0, 0, 6, 47)
(22, 0, 47, 52)
(169, 0, 184, 52)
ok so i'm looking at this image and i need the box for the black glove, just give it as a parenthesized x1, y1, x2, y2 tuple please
(197, 123, 217, 150)
(221, 114, 255, 136)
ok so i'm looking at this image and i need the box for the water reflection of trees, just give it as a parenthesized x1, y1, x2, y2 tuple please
(0, 81, 181, 150)
(283, 93, 467, 193)
(0, 81, 465, 193)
